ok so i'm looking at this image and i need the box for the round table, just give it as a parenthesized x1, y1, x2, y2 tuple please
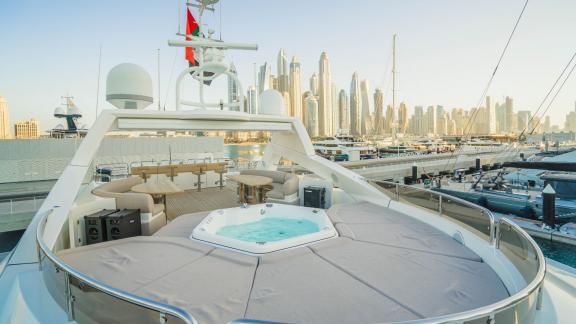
(227, 175, 273, 204)
(131, 181, 184, 217)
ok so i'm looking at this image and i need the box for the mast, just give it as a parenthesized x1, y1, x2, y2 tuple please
(392, 34, 397, 142)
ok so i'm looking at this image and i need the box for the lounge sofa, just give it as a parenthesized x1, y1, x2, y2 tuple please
(92, 176, 166, 235)
(240, 170, 299, 204)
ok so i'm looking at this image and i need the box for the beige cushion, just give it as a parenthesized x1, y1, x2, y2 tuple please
(92, 177, 153, 213)
(94, 176, 143, 195)
(153, 203, 165, 215)
(266, 183, 285, 199)
(241, 170, 286, 184)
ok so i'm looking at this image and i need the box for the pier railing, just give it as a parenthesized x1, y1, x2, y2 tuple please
(369, 180, 546, 324)
(36, 210, 196, 324)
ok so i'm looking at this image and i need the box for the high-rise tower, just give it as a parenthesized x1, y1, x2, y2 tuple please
(305, 93, 319, 137)
(227, 62, 239, 110)
(258, 62, 272, 94)
(246, 86, 258, 114)
(349, 72, 361, 135)
(309, 73, 319, 96)
(338, 90, 349, 132)
(289, 56, 302, 119)
(277, 49, 289, 94)
(0, 96, 10, 139)
(373, 88, 384, 135)
(486, 96, 495, 134)
(318, 52, 332, 136)
(360, 79, 372, 135)
(331, 82, 340, 134)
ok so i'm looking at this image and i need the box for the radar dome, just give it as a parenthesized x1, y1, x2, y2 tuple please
(259, 90, 285, 116)
(106, 63, 153, 110)
(54, 106, 66, 116)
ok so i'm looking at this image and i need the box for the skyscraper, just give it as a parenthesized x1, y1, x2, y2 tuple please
(227, 62, 239, 110)
(331, 82, 340, 134)
(246, 86, 258, 114)
(517, 111, 531, 133)
(338, 90, 349, 132)
(349, 72, 361, 135)
(505, 96, 514, 133)
(302, 91, 311, 129)
(258, 62, 272, 94)
(289, 56, 302, 119)
(413, 106, 424, 135)
(305, 93, 319, 137)
(373, 88, 384, 135)
(318, 52, 332, 136)
(309, 73, 319, 96)
(426, 106, 437, 135)
(14, 118, 39, 139)
(486, 96, 496, 134)
(0, 96, 10, 139)
(277, 49, 289, 94)
(360, 79, 371, 135)
(385, 105, 394, 133)
(398, 102, 408, 134)
(282, 92, 291, 117)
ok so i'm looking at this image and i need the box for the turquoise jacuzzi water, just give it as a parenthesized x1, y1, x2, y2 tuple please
(216, 217, 320, 243)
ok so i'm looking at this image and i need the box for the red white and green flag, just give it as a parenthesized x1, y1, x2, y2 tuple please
(185, 8, 199, 65)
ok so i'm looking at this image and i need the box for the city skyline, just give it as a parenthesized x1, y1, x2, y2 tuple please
(249, 48, 571, 138)
(1, 1, 576, 132)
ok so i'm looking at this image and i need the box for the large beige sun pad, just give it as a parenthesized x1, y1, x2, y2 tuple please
(58, 202, 509, 323)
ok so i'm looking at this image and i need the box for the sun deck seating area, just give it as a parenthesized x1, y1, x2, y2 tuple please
(59, 202, 509, 324)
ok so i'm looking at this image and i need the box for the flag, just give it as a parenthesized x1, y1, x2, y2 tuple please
(184, 7, 214, 85)
(185, 8, 199, 65)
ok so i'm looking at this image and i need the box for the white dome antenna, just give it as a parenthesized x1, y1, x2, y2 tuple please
(259, 89, 285, 116)
(106, 63, 153, 110)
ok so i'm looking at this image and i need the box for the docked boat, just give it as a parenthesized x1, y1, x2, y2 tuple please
(1, 2, 575, 323)
(313, 133, 377, 161)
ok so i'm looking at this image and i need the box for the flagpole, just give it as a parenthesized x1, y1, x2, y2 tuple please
(157, 48, 161, 111)
(95, 44, 102, 125)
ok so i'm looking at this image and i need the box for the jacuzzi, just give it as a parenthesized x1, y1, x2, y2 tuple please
(191, 204, 338, 254)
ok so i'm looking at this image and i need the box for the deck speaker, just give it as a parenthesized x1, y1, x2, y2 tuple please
(84, 210, 117, 245)
(105, 209, 142, 241)
(303, 186, 326, 209)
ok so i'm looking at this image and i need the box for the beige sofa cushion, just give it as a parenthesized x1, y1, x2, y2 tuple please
(92, 177, 155, 213)
(240, 170, 287, 184)
(240, 170, 299, 199)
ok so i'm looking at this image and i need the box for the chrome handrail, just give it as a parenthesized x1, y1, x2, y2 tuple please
(35, 210, 197, 324)
(399, 218, 546, 324)
(368, 180, 546, 324)
(370, 180, 496, 242)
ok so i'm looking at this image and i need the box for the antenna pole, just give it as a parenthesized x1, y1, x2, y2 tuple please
(157, 48, 162, 111)
(95, 44, 102, 124)
(392, 34, 397, 142)
(177, 0, 181, 35)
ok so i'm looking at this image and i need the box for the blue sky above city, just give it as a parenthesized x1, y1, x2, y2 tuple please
(1, 0, 575, 131)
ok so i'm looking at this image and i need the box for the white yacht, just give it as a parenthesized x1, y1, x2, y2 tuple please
(1, 2, 575, 323)
(313, 133, 377, 161)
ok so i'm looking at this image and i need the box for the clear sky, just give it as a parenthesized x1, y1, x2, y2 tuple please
(1, 0, 575, 131)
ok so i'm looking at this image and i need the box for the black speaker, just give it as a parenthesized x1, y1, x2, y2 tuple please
(303, 186, 326, 209)
(84, 210, 116, 245)
(105, 209, 142, 241)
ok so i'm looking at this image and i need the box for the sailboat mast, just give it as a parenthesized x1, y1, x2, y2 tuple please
(392, 34, 397, 141)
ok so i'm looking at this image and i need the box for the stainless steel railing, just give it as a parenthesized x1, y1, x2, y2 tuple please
(36, 210, 196, 324)
(0, 195, 47, 216)
(370, 180, 495, 242)
(34, 180, 545, 324)
(368, 180, 546, 324)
